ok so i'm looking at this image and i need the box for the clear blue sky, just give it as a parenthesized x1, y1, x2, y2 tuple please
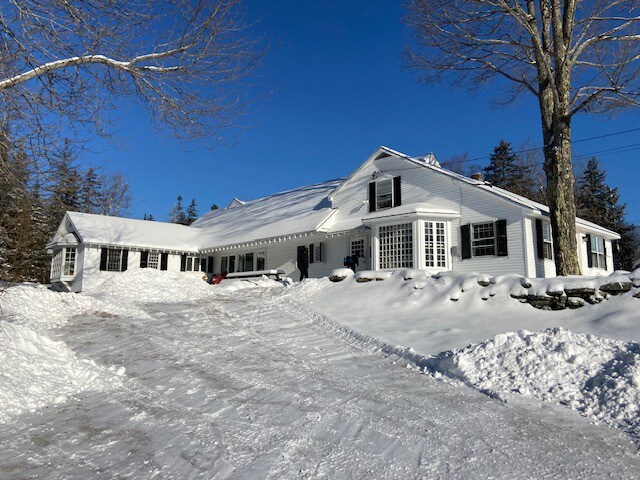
(90, 1, 640, 226)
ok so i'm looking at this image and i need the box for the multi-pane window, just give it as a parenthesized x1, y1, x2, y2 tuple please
(186, 257, 193, 271)
(313, 243, 322, 263)
(350, 238, 365, 258)
(590, 235, 606, 269)
(542, 223, 553, 260)
(63, 248, 76, 276)
(238, 253, 254, 272)
(147, 252, 160, 269)
(107, 249, 124, 271)
(220, 256, 228, 273)
(472, 222, 495, 256)
(425, 222, 446, 268)
(51, 250, 63, 278)
(376, 179, 393, 210)
(256, 251, 266, 270)
(379, 223, 413, 269)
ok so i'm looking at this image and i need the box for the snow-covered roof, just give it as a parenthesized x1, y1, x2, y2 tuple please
(374, 146, 619, 239)
(65, 212, 202, 252)
(362, 202, 460, 223)
(191, 180, 342, 249)
(51, 147, 618, 252)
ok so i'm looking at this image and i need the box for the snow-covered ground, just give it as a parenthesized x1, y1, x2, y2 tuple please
(1, 269, 640, 478)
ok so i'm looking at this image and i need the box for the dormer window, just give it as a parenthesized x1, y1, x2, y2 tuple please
(368, 176, 402, 212)
(376, 179, 393, 209)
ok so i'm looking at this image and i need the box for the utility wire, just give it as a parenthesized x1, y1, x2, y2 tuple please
(439, 126, 640, 166)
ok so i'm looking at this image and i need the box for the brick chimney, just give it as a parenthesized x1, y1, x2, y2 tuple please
(471, 172, 483, 181)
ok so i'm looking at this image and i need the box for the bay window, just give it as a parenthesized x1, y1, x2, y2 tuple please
(379, 223, 413, 269)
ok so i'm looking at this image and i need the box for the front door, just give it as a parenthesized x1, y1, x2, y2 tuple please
(350, 236, 369, 270)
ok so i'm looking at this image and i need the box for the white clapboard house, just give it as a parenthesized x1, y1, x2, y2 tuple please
(47, 146, 620, 292)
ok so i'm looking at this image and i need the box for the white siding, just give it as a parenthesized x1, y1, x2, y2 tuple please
(208, 233, 369, 281)
(578, 232, 615, 276)
(331, 155, 529, 276)
(525, 217, 556, 278)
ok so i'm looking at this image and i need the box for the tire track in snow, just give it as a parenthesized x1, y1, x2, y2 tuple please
(2, 287, 640, 479)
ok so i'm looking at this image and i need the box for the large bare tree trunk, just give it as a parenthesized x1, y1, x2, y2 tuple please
(538, 66, 580, 276)
(542, 120, 580, 275)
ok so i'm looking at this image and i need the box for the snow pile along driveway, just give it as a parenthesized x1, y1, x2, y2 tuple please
(0, 322, 122, 423)
(432, 328, 640, 441)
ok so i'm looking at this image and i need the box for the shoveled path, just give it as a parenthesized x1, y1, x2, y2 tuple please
(0, 286, 638, 479)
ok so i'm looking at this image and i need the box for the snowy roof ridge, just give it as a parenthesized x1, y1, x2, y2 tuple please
(65, 211, 203, 252)
(401, 153, 619, 238)
(190, 178, 343, 248)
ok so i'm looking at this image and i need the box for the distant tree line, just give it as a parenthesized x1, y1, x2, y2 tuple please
(444, 141, 639, 270)
(161, 197, 218, 226)
(0, 130, 131, 283)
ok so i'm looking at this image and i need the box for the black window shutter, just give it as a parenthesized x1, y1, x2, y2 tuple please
(207, 256, 214, 273)
(309, 244, 314, 264)
(461, 224, 472, 259)
(99, 248, 108, 271)
(535, 219, 544, 260)
(603, 240, 608, 270)
(368, 182, 376, 212)
(160, 253, 168, 271)
(140, 251, 149, 268)
(393, 176, 402, 207)
(121, 249, 129, 271)
(180, 254, 187, 272)
(496, 220, 508, 256)
(586, 234, 593, 268)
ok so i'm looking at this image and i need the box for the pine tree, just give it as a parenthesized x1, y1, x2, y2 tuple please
(169, 195, 187, 224)
(482, 140, 547, 202)
(46, 140, 82, 229)
(576, 157, 639, 270)
(143, 213, 155, 221)
(185, 199, 198, 225)
(79, 167, 101, 213)
(210, 204, 219, 211)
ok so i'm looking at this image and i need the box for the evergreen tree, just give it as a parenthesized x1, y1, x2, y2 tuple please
(169, 195, 187, 224)
(576, 157, 639, 270)
(143, 213, 155, 221)
(210, 204, 219, 211)
(79, 167, 101, 213)
(46, 140, 82, 228)
(185, 199, 198, 225)
(483, 140, 545, 201)
(484, 141, 523, 193)
(0, 138, 36, 281)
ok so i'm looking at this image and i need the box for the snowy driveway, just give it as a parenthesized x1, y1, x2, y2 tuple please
(1, 286, 639, 479)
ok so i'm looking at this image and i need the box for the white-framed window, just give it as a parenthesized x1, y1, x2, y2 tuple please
(379, 223, 413, 269)
(238, 253, 254, 272)
(350, 237, 365, 258)
(425, 222, 446, 268)
(472, 222, 495, 256)
(147, 252, 160, 269)
(63, 247, 77, 276)
(51, 250, 63, 278)
(542, 222, 553, 260)
(256, 251, 266, 270)
(376, 179, 393, 210)
(107, 249, 124, 271)
(590, 235, 606, 269)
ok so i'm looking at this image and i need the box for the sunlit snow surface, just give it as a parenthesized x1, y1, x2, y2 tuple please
(1, 269, 640, 478)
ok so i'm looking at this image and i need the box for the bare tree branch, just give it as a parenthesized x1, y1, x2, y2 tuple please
(0, 0, 261, 157)
(404, 0, 640, 275)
